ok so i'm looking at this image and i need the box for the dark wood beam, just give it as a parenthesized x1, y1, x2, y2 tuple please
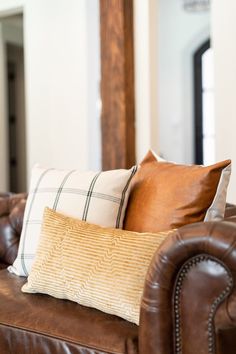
(100, 0, 135, 170)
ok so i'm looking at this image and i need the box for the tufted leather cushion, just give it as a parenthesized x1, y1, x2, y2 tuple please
(0, 193, 27, 267)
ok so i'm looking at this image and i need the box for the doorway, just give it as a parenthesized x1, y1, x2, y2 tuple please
(7, 43, 26, 192)
(194, 39, 215, 165)
(0, 14, 26, 192)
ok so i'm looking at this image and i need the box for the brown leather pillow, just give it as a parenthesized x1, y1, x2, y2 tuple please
(124, 150, 231, 232)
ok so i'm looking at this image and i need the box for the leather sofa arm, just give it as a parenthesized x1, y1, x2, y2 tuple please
(0, 193, 27, 267)
(139, 220, 236, 354)
(225, 203, 236, 218)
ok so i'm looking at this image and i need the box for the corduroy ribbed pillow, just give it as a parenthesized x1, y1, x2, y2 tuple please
(9, 164, 137, 277)
(22, 208, 174, 325)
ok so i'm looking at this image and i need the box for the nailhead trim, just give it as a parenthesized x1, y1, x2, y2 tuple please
(173, 255, 233, 354)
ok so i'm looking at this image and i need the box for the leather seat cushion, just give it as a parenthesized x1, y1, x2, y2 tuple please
(0, 270, 138, 354)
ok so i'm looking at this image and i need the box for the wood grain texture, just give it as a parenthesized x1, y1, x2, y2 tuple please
(100, 0, 135, 170)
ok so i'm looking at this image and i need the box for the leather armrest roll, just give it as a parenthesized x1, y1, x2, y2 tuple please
(139, 220, 236, 354)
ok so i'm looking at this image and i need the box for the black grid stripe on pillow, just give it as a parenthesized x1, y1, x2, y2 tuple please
(19, 254, 35, 259)
(26, 220, 41, 225)
(20, 168, 54, 276)
(82, 172, 101, 221)
(53, 170, 76, 210)
(116, 166, 138, 228)
(30, 188, 121, 204)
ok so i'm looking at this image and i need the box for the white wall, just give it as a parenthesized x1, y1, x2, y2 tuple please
(86, 0, 101, 171)
(133, 0, 159, 162)
(212, 0, 236, 203)
(157, 0, 210, 163)
(0, 0, 100, 191)
(24, 0, 98, 176)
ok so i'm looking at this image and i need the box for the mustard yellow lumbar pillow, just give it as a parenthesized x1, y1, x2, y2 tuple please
(22, 207, 174, 325)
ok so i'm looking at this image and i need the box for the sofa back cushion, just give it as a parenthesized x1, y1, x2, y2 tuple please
(124, 150, 231, 233)
(9, 165, 137, 276)
(0, 194, 27, 266)
(22, 208, 173, 325)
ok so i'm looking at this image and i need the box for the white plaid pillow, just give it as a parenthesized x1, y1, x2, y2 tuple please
(9, 164, 137, 276)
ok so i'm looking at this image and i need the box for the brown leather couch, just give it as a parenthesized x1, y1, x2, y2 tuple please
(1, 193, 236, 354)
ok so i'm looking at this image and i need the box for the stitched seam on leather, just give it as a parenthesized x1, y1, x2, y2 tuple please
(221, 238, 236, 263)
(173, 254, 233, 354)
(0, 322, 124, 354)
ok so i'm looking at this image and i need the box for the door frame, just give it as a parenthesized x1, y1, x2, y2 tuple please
(194, 39, 210, 164)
